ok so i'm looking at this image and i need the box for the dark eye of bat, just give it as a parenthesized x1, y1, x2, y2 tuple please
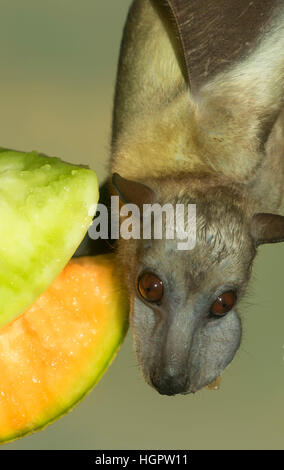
(210, 291, 236, 316)
(138, 272, 163, 303)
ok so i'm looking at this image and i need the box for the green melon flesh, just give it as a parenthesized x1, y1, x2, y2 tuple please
(0, 147, 98, 327)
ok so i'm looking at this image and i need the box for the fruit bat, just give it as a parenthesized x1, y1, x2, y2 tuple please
(77, 0, 284, 395)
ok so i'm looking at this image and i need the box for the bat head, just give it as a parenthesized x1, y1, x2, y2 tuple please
(113, 173, 284, 395)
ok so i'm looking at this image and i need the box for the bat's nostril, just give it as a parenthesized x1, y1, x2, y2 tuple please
(150, 370, 188, 396)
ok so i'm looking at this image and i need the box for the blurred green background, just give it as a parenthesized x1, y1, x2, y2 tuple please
(1, 0, 284, 450)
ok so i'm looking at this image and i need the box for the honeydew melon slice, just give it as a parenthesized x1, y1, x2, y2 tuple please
(0, 255, 129, 444)
(0, 148, 99, 327)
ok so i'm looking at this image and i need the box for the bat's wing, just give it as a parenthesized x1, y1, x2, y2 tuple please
(111, 0, 284, 183)
(164, 0, 281, 93)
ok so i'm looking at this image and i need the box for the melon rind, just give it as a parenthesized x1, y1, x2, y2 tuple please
(0, 148, 99, 327)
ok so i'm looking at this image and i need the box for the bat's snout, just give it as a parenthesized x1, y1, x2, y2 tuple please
(149, 367, 189, 396)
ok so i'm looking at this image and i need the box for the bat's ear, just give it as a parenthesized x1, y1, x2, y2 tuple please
(251, 213, 284, 245)
(112, 173, 156, 210)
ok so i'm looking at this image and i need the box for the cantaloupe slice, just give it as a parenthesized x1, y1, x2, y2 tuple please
(0, 254, 129, 444)
(0, 148, 99, 328)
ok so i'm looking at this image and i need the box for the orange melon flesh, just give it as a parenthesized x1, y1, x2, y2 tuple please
(0, 255, 129, 444)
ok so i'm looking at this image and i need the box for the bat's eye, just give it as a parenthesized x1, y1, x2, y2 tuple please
(210, 290, 236, 316)
(138, 272, 163, 304)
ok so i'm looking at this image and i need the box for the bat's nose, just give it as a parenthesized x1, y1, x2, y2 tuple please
(150, 369, 188, 396)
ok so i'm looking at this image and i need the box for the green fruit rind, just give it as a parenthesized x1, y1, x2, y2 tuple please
(0, 148, 99, 327)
